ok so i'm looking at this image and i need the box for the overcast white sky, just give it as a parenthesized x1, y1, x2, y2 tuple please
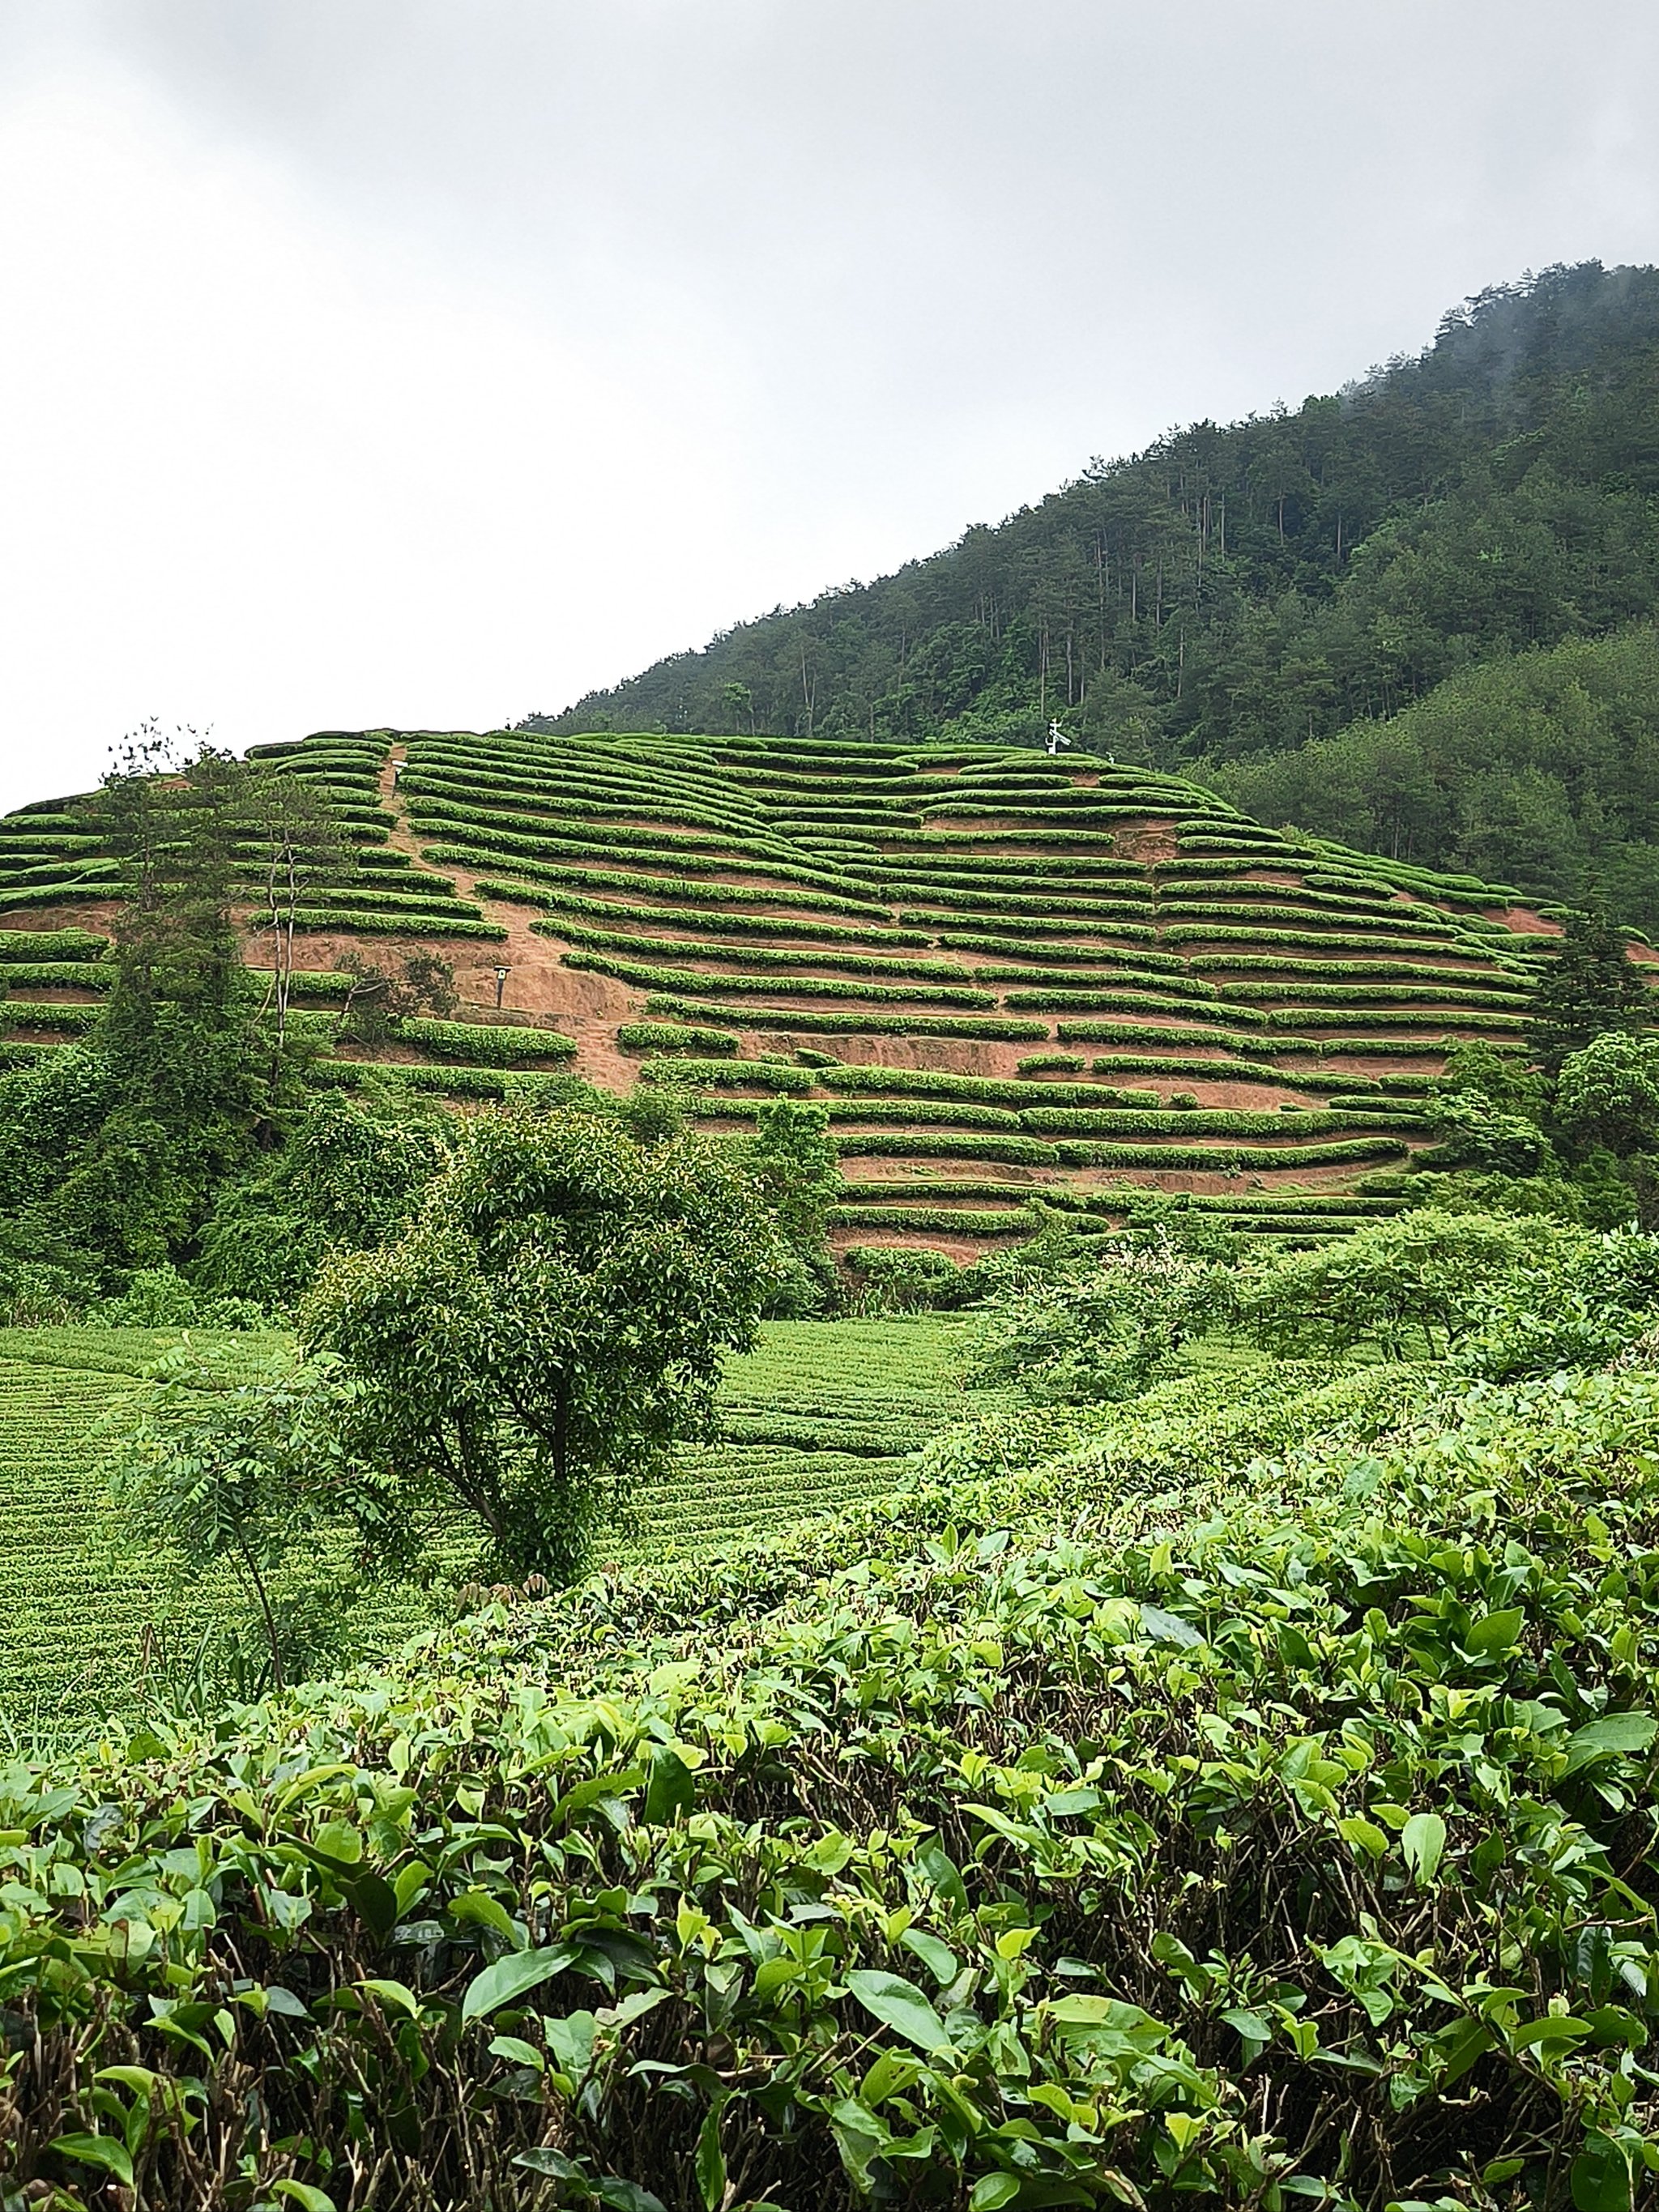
(0, 0, 1656, 812)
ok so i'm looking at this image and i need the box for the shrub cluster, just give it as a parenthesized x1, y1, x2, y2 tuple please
(0, 961, 116, 990)
(569, 950, 998, 1008)
(616, 1021, 739, 1055)
(394, 1017, 578, 1066)
(476, 879, 929, 949)
(639, 1058, 817, 1094)
(644, 994, 1048, 1042)
(829, 1201, 1032, 1232)
(285, 908, 507, 940)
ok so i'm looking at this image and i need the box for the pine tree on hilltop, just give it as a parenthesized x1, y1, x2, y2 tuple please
(1525, 906, 1651, 1072)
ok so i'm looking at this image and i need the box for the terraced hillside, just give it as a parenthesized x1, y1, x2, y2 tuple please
(0, 727, 1601, 1247)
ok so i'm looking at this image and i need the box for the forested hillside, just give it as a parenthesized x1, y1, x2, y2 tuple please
(534, 262, 1659, 922)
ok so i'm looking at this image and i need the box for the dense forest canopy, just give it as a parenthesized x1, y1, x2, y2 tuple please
(531, 261, 1659, 923)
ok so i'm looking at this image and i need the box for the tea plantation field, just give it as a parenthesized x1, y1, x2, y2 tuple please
(2, 725, 1601, 1255)
(0, 1315, 975, 1728)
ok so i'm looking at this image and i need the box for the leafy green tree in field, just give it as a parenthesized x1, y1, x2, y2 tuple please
(1549, 1029, 1659, 1228)
(111, 1344, 374, 1690)
(1239, 1208, 1571, 1358)
(0, 733, 373, 1285)
(1525, 906, 1649, 1073)
(5, 737, 271, 1272)
(967, 1209, 1237, 1403)
(1436, 1036, 1548, 1119)
(720, 680, 756, 735)
(744, 1095, 841, 1311)
(197, 1089, 450, 1308)
(1554, 1030, 1659, 1156)
(1420, 1090, 1550, 1178)
(1418, 1034, 1555, 1180)
(302, 1106, 788, 1579)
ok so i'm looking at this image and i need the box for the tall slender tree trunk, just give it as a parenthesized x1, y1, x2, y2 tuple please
(233, 1527, 286, 1693)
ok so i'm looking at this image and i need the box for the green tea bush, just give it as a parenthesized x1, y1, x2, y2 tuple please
(94, 1262, 267, 1329)
(10, 1353, 1648, 2201)
(564, 950, 997, 1008)
(642, 994, 1047, 1041)
(1266, 1006, 1522, 1032)
(0, 1000, 100, 1034)
(817, 1066, 1158, 1110)
(326, 1060, 522, 1101)
(1056, 1017, 1277, 1054)
(1221, 961, 1528, 991)
(1169, 923, 1465, 957)
(1050, 1135, 1408, 1171)
(988, 965, 1220, 996)
(836, 1131, 1059, 1164)
(964, 1210, 1239, 1402)
(1165, 893, 1464, 925)
(830, 1202, 1031, 1233)
(395, 1016, 578, 1066)
(284, 907, 507, 938)
(1229, 980, 1529, 1008)
(1013, 1106, 1416, 1138)
(820, 1100, 1024, 1130)
(450, 850, 886, 918)
(641, 1057, 817, 1093)
(476, 880, 930, 948)
(1004, 987, 1262, 1020)
(616, 1021, 740, 1055)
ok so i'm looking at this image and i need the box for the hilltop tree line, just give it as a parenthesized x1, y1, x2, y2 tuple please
(531, 262, 1659, 926)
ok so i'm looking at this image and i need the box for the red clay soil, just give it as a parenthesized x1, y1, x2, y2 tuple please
(1117, 820, 1180, 864)
(1478, 903, 1659, 965)
(838, 1162, 1050, 1186)
(0, 897, 121, 933)
(367, 752, 648, 1089)
(1485, 906, 1562, 936)
(1326, 1054, 1439, 1076)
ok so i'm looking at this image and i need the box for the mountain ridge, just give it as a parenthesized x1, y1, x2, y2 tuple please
(529, 262, 1659, 921)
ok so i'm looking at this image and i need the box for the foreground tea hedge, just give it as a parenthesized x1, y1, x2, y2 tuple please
(6, 1356, 1659, 2209)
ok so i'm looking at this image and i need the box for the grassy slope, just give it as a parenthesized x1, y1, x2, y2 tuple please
(0, 1315, 977, 1728)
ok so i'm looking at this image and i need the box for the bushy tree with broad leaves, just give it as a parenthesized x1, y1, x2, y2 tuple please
(301, 1105, 790, 1579)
